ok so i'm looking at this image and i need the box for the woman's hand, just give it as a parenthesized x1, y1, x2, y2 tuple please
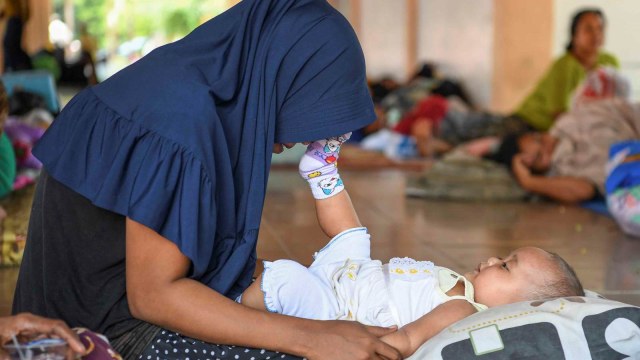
(0, 313, 86, 360)
(463, 136, 500, 157)
(304, 320, 402, 360)
(512, 154, 533, 188)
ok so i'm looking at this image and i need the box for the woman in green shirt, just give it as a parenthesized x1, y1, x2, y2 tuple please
(515, 8, 619, 131)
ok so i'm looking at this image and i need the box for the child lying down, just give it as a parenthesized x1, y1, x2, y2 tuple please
(240, 133, 584, 358)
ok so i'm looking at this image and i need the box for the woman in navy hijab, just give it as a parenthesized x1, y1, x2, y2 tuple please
(13, 1, 400, 359)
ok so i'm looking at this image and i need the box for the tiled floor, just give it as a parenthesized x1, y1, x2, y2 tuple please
(1, 168, 639, 317)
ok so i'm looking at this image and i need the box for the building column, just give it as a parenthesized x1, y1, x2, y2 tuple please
(491, 0, 553, 112)
(406, 0, 418, 78)
(24, 0, 52, 54)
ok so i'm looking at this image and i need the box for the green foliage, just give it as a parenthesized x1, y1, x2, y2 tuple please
(52, 0, 106, 48)
(164, 8, 200, 39)
(50, 0, 229, 54)
(74, 0, 107, 47)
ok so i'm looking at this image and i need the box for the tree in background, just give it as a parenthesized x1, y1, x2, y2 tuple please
(70, 0, 106, 48)
(164, 8, 200, 42)
(51, 0, 229, 77)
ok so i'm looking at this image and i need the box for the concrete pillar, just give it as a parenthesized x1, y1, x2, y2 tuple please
(491, 0, 553, 112)
(406, 0, 418, 78)
(24, 0, 52, 53)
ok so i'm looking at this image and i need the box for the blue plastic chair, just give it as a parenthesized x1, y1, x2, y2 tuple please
(1, 70, 60, 113)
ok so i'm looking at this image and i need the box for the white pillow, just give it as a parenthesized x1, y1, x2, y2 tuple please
(411, 296, 640, 359)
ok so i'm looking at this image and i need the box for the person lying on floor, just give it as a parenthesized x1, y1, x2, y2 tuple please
(362, 8, 618, 161)
(360, 81, 481, 158)
(239, 133, 585, 358)
(485, 97, 640, 204)
(364, 65, 631, 160)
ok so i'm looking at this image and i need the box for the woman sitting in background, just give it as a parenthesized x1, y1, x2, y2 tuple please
(513, 7, 619, 131)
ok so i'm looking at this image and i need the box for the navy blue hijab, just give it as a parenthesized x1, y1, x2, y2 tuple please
(33, 0, 374, 299)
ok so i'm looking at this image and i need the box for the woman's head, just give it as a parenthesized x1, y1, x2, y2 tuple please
(273, 4, 375, 145)
(566, 8, 606, 54)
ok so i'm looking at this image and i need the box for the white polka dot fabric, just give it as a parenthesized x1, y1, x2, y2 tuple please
(138, 330, 302, 360)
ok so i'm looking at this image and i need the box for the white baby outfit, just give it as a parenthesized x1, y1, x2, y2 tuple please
(259, 228, 486, 327)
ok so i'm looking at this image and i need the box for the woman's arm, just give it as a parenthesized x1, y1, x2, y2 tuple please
(512, 155, 595, 203)
(126, 218, 400, 360)
(518, 176, 595, 203)
(381, 300, 477, 358)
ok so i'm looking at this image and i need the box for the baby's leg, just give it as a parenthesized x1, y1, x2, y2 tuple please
(299, 134, 362, 238)
(241, 260, 339, 320)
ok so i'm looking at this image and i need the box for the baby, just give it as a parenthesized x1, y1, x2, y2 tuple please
(241, 134, 584, 357)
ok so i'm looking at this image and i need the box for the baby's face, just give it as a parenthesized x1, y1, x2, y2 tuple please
(464, 247, 554, 307)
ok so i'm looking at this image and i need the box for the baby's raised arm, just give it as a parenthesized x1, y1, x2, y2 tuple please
(313, 190, 361, 238)
(381, 299, 477, 358)
(298, 134, 362, 238)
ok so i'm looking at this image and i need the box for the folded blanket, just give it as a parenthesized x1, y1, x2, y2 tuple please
(406, 151, 528, 201)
